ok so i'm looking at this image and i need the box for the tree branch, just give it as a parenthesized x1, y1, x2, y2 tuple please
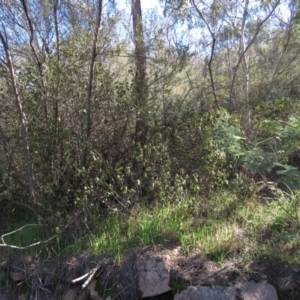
(190, 0, 219, 112)
(229, 1, 280, 102)
(72, 264, 101, 289)
(20, 0, 43, 77)
(83, 0, 103, 167)
(0, 224, 58, 249)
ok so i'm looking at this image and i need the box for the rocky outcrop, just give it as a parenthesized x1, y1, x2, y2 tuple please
(136, 255, 171, 298)
(2, 250, 299, 300)
(134, 249, 279, 300)
(174, 280, 278, 300)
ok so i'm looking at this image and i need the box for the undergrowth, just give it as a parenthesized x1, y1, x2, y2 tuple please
(1, 184, 300, 268)
(93, 184, 295, 264)
(2, 181, 300, 269)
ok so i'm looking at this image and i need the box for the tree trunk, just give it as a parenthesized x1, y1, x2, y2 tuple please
(240, 0, 251, 138)
(190, 0, 219, 112)
(83, 0, 103, 167)
(0, 31, 35, 197)
(228, 0, 279, 138)
(132, 0, 148, 146)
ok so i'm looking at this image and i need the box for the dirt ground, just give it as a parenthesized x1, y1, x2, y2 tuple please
(1, 245, 300, 299)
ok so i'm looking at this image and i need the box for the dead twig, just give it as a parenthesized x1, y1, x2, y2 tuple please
(0, 224, 66, 249)
(72, 264, 101, 289)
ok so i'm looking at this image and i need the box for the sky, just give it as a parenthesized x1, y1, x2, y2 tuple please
(113, 0, 291, 55)
(115, 0, 290, 24)
(116, 0, 161, 14)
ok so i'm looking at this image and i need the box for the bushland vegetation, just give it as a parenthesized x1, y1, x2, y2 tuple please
(1, 0, 300, 271)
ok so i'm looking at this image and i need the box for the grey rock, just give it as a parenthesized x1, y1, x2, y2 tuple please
(10, 271, 25, 282)
(62, 289, 77, 300)
(174, 280, 278, 300)
(136, 255, 171, 298)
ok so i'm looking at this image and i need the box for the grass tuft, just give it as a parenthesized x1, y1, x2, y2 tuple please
(87, 188, 300, 265)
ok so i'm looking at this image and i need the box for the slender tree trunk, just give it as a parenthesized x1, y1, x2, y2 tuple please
(53, 0, 60, 146)
(132, 0, 148, 146)
(190, 0, 219, 112)
(20, 0, 48, 119)
(240, 0, 251, 138)
(228, 0, 279, 138)
(0, 30, 35, 197)
(83, 0, 103, 167)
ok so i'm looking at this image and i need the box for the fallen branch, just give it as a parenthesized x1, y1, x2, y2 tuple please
(72, 264, 101, 289)
(71, 270, 92, 284)
(0, 224, 61, 249)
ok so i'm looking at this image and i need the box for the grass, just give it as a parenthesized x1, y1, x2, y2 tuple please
(87, 188, 300, 266)
(2, 185, 300, 300)
(2, 186, 300, 268)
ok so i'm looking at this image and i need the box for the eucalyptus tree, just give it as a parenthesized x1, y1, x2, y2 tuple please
(131, 0, 148, 147)
(163, 0, 282, 136)
(83, 0, 103, 167)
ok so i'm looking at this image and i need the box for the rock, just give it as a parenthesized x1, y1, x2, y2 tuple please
(89, 279, 102, 300)
(278, 275, 299, 292)
(226, 281, 278, 300)
(174, 285, 228, 300)
(77, 289, 90, 300)
(17, 291, 29, 300)
(10, 271, 25, 281)
(63, 289, 77, 300)
(136, 255, 171, 298)
(278, 268, 300, 292)
(174, 281, 278, 300)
